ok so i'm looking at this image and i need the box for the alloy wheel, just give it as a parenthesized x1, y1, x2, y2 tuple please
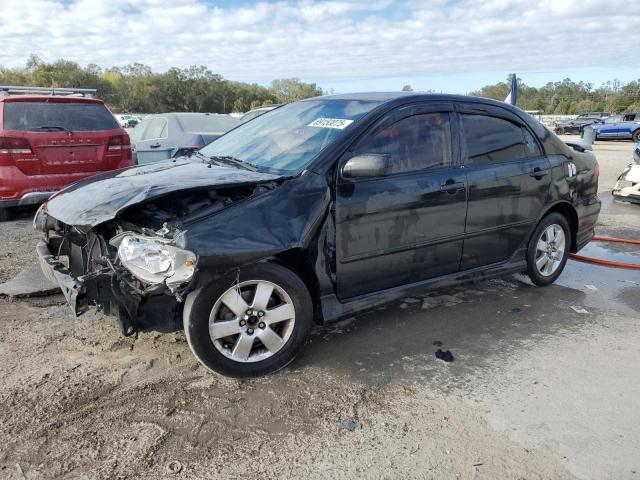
(208, 280, 296, 363)
(534, 224, 566, 277)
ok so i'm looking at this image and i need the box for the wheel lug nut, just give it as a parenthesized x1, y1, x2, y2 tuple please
(239, 320, 246, 327)
(246, 309, 253, 315)
(247, 328, 254, 335)
(258, 311, 265, 317)
(258, 322, 266, 329)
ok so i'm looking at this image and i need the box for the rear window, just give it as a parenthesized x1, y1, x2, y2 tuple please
(176, 114, 238, 133)
(3, 101, 119, 132)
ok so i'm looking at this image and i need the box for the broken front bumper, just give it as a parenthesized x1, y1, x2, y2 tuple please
(37, 239, 182, 335)
(36, 240, 88, 315)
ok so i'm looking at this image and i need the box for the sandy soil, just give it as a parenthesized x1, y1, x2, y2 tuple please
(0, 300, 574, 480)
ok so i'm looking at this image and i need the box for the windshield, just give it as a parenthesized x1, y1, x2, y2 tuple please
(200, 99, 382, 174)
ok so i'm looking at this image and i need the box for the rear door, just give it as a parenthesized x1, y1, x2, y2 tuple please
(2, 99, 124, 175)
(456, 104, 550, 269)
(335, 103, 467, 299)
(134, 117, 173, 164)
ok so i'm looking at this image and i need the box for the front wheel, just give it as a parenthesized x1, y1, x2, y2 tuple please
(184, 263, 313, 378)
(632, 129, 640, 142)
(0, 208, 10, 222)
(526, 213, 571, 286)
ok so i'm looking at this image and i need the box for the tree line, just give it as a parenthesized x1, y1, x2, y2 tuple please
(0, 56, 323, 113)
(2, 57, 639, 115)
(470, 76, 640, 114)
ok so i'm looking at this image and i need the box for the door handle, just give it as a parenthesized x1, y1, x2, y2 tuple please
(149, 143, 161, 149)
(440, 179, 465, 194)
(530, 167, 549, 179)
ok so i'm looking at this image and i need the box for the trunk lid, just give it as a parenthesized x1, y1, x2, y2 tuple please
(15, 130, 124, 175)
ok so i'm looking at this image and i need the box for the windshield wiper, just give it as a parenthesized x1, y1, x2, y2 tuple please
(209, 155, 258, 171)
(36, 125, 69, 132)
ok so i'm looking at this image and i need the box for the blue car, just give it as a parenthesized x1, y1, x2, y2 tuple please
(593, 112, 640, 141)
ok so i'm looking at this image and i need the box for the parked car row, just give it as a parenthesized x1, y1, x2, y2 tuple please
(114, 114, 142, 128)
(0, 87, 245, 220)
(554, 112, 609, 135)
(555, 111, 640, 141)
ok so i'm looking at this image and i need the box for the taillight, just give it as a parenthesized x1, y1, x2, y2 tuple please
(0, 136, 33, 165)
(0, 136, 32, 154)
(107, 134, 131, 151)
(594, 162, 600, 177)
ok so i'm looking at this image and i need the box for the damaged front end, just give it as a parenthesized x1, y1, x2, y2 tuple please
(612, 144, 640, 204)
(35, 181, 279, 336)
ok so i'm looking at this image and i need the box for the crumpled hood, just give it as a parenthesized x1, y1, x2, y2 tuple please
(43, 159, 283, 227)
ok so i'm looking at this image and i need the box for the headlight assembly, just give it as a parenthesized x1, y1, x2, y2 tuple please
(113, 234, 196, 288)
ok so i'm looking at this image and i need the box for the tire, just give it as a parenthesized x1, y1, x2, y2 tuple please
(0, 208, 10, 222)
(526, 212, 571, 286)
(632, 129, 640, 142)
(184, 262, 313, 378)
(555, 127, 565, 135)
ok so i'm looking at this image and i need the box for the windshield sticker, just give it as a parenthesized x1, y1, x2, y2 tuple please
(307, 118, 354, 129)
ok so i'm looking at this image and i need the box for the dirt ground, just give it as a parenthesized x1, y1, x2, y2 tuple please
(1, 138, 638, 479)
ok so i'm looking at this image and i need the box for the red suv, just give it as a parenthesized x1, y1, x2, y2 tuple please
(0, 87, 132, 220)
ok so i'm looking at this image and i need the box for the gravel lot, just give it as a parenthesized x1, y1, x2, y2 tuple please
(0, 138, 638, 479)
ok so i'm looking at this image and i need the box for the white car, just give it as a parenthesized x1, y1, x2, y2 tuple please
(613, 142, 640, 204)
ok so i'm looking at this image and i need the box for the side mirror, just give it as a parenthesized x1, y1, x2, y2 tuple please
(342, 154, 392, 179)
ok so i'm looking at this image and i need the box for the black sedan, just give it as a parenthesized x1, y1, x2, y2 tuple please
(35, 93, 601, 377)
(554, 112, 608, 135)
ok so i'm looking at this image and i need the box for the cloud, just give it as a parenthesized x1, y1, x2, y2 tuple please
(0, 0, 638, 83)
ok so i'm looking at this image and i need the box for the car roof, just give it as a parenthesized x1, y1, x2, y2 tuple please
(0, 95, 104, 104)
(300, 91, 527, 113)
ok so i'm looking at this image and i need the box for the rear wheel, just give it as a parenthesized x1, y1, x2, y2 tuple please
(0, 208, 10, 222)
(184, 263, 313, 378)
(632, 129, 640, 142)
(526, 212, 571, 286)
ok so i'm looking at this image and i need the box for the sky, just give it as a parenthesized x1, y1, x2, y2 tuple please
(1, 0, 639, 93)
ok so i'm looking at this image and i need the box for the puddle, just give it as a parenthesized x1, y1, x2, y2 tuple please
(575, 241, 640, 265)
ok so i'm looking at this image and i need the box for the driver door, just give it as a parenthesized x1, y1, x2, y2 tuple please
(334, 103, 467, 299)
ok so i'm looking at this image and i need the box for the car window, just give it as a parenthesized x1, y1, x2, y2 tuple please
(605, 115, 622, 123)
(523, 128, 542, 156)
(461, 114, 531, 164)
(143, 118, 167, 140)
(176, 114, 239, 133)
(355, 113, 452, 174)
(3, 101, 119, 132)
(623, 114, 637, 122)
(129, 118, 151, 143)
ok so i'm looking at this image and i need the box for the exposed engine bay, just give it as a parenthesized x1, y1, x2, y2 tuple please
(36, 182, 279, 336)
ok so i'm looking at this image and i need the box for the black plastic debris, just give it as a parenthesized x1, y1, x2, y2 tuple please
(435, 349, 454, 363)
(341, 419, 359, 432)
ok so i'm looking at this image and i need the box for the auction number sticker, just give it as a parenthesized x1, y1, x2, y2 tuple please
(307, 118, 354, 129)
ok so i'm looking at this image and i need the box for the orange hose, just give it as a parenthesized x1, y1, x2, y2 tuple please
(592, 235, 640, 245)
(568, 235, 640, 269)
